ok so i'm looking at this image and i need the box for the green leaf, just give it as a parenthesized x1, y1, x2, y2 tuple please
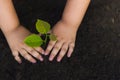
(36, 19, 50, 34)
(24, 34, 43, 47)
(49, 34, 57, 41)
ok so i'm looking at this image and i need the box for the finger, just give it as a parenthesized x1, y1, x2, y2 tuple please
(28, 50, 43, 61)
(22, 45, 44, 61)
(57, 43, 68, 62)
(45, 41, 56, 55)
(34, 47, 45, 55)
(12, 50, 22, 63)
(15, 56, 22, 64)
(12, 50, 19, 57)
(67, 43, 75, 57)
(49, 41, 63, 61)
(19, 49, 36, 63)
(23, 44, 44, 54)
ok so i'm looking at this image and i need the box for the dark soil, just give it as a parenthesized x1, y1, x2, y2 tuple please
(0, 0, 120, 80)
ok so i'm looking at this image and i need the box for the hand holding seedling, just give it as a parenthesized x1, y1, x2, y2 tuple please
(24, 19, 57, 47)
(0, 0, 90, 63)
(0, 0, 46, 64)
(4, 25, 45, 63)
(24, 19, 76, 62)
(45, 20, 76, 62)
(24, 0, 91, 62)
(44, 0, 91, 62)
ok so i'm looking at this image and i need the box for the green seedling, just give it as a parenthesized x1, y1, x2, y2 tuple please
(24, 19, 57, 47)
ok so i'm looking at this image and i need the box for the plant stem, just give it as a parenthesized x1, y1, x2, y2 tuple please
(44, 34, 48, 44)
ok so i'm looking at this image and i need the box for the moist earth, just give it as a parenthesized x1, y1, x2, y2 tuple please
(0, 0, 120, 80)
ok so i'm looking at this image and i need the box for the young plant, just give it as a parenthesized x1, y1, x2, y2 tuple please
(24, 19, 57, 47)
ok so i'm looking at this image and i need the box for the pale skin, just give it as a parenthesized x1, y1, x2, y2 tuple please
(0, 0, 90, 63)
(45, 0, 91, 62)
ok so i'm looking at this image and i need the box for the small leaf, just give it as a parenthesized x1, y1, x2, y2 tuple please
(24, 34, 43, 47)
(49, 34, 57, 41)
(36, 19, 50, 34)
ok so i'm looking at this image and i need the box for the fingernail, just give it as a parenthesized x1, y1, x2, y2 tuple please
(57, 59, 61, 62)
(68, 55, 70, 58)
(49, 57, 53, 61)
(67, 53, 71, 58)
(32, 60, 36, 63)
(44, 53, 48, 55)
(40, 58, 44, 61)
(41, 50, 45, 54)
(57, 58, 61, 62)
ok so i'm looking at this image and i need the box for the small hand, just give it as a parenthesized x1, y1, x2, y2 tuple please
(5, 26, 44, 63)
(45, 21, 77, 62)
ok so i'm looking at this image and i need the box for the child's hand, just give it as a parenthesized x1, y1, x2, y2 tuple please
(5, 25, 44, 63)
(45, 21, 77, 62)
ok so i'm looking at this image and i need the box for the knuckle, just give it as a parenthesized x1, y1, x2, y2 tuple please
(54, 45, 60, 49)
(34, 53, 40, 57)
(69, 50, 73, 53)
(23, 54, 29, 59)
(59, 53, 65, 57)
(49, 42, 54, 46)
(19, 43, 24, 47)
(51, 53, 57, 56)
(69, 42, 75, 47)
(47, 46, 52, 51)
(46, 49, 50, 53)
(29, 49, 35, 53)
(26, 56, 32, 60)
(22, 52, 27, 56)
(62, 48, 67, 52)
(68, 50, 72, 54)
(35, 47, 42, 51)
(38, 48, 42, 52)
(70, 48, 74, 51)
